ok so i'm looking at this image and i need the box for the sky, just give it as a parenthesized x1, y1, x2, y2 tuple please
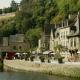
(0, 0, 21, 9)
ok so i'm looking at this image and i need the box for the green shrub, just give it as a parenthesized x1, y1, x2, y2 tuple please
(54, 53, 64, 63)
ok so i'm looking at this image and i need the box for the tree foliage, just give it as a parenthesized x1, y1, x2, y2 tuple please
(25, 28, 42, 48)
(0, 0, 18, 14)
(0, 9, 2, 14)
(0, 0, 80, 49)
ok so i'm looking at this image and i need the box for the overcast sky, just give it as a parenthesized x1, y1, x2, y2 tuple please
(0, 0, 21, 9)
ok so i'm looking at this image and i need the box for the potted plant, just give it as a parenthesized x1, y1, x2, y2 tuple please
(30, 55, 35, 61)
(54, 52, 64, 64)
(39, 55, 45, 62)
(58, 57, 64, 63)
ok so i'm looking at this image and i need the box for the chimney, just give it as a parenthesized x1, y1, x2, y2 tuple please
(68, 14, 71, 19)
(78, 11, 80, 15)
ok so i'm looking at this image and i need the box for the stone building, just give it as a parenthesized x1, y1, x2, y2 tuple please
(9, 34, 30, 52)
(37, 24, 55, 53)
(67, 12, 80, 50)
(50, 12, 80, 51)
(0, 37, 10, 52)
(0, 34, 30, 52)
(50, 21, 70, 51)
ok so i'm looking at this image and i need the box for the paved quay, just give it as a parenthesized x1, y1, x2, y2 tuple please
(4, 60, 80, 77)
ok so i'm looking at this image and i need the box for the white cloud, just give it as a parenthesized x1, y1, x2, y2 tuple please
(0, 0, 21, 9)
(0, 3, 10, 9)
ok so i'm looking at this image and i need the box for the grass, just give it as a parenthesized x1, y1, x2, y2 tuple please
(0, 13, 15, 20)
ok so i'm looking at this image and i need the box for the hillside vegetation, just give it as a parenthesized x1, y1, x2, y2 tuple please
(0, 13, 15, 20)
(1, 0, 80, 50)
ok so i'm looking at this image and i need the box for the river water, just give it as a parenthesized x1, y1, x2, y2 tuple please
(0, 71, 80, 80)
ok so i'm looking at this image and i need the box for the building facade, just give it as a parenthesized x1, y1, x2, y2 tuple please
(67, 12, 80, 50)
(50, 12, 80, 51)
(0, 34, 30, 52)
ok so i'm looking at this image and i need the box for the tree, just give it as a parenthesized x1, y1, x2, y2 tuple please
(10, 0, 18, 12)
(54, 45, 63, 52)
(3, 7, 12, 13)
(0, 9, 2, 14)
(0, 0, 79, 50)
(25, 28, 42, 49)
(57, 0, 79, 17)
(77, 0, 80, 11)
(45, 0, 59, 23)
(15, 0, 35, 33)
(0, 21, 17, 37)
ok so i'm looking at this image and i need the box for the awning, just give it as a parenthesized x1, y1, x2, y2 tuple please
(77, 51, 80, 53)
(43, 51, 53, 54)
(23, 53, 27, 54)
(16, 53, 20, 55)
(51, 53, 55, 55)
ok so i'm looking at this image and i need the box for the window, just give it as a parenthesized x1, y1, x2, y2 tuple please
(66, 31, 67, 35)
(13, 46, 16, 50)
(61, 33, 63, 38)
(74, 38, 76, 47)
(60, 32, 62, 39)
(71, 39, 73, 47)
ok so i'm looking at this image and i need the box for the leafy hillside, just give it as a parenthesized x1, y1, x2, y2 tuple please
(1, 0, 80, 50)
(16, 0, 80, 31)
(0, 13, 15, 20)
(0, 13, 15, 31)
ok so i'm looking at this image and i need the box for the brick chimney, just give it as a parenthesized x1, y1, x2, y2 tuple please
(68, 14, 71, 19)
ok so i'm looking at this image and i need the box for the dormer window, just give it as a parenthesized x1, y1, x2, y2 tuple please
(70, 26, 76, 33)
